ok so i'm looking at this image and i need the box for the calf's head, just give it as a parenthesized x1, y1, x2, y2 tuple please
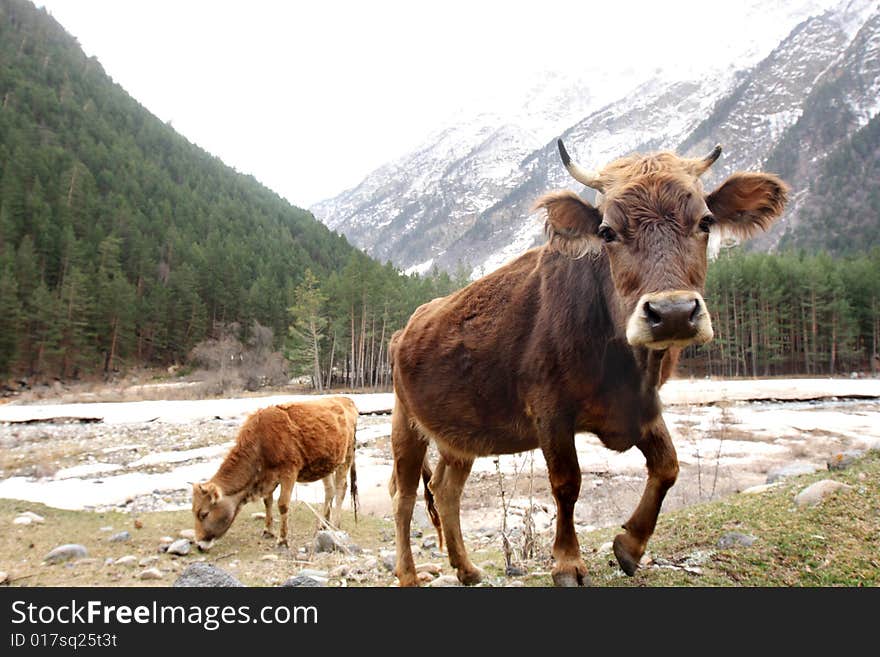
(191, 481, 237, 550)
(538, 140, 788, 350)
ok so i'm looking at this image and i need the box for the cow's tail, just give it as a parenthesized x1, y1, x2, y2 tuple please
(421, 457, 443, 552)
(350, 426, 359, 524)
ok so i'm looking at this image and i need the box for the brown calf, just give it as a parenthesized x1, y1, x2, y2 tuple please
(192, 396, 359, 550)
(390, 139, 788, 586)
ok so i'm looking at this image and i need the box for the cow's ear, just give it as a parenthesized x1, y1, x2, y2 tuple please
(706, 173, 788, 241)
(533, 191, 602, 258)
(199, 482, 223, 505)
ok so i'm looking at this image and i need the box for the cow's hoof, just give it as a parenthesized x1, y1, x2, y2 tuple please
(276, 538, 289, 548)
(613, 534, 642, 576)
(261, 530, 275, 539)
(551, 562, 590, 587)
(457, 566, 483, 586)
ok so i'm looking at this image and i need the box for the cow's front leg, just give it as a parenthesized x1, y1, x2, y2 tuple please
(540, 428, 589, 587)
(613, 416, 679, 575)
(261, 494, 275, 539)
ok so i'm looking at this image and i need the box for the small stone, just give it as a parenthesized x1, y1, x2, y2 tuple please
(415, 563, 441, 576)
(314, 530, 351, 553)
(421, 536, 437, 550)
(115, 555, 138, 567)
(717, 532, 757, 549)
(166, 539, 191, 556)
(251, 512, 266, 520)
(410, 527, 423, 539)
(826, 450, 864, 471)
(379, 550, 396, 572)
(597, 541, 614, 554)
(280, 575, 325, 587)
(139, 556, 159, 567)
(417, 571, 435, 584)
(99, 526, 114, 532)
(766, 462, 820, 484)
(741, 483, 781, 495)
(361, 557, 379, 571)
(178, 529, 196, 540)
(505, 580, 525, 587)
(427, 575, 463, 587)
(158, 536, 174, 545)
(17, 511, 45, 524)
(298, 568, 329, 579)
(174, 562, 244, 587)
(0, 571, 8, 585)
(794, 480, 853, 508)
(329, 565, 350, 578)
(13, 516, 32, 526)
(505, 564, 527, 577)
(44, 544, 88, 564)
(138, 568, 164, 580)
(260, 554, 279, 562)
(108, 531, 131, 543)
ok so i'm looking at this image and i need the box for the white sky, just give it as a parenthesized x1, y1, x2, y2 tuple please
(35, 0, 828, 208)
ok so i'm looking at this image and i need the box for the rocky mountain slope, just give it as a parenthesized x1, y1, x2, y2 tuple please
(314, 0, 880, 275)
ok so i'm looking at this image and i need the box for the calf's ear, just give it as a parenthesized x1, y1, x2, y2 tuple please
(533, 190, 602, 258)
(706, 173, 789, 240)
(197, 482, 223, 505)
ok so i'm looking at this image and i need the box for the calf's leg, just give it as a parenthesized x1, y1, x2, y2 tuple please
(613, 416, 679, 575)
(390, 401, 428, 587)
(431, 453, 482, 585)
(277, 472, 298, 548)
(322, 475, 335, 524)
(261, 494, 275, 539)
(330, 462, 349, 527)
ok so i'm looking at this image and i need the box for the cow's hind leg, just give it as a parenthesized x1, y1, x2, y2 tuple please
(276, 472, 298, 548)
(540, 427, 589, 587)
(261, 494, 275, 539)
(390, 401, 428, 587)
(322, 474, 335, 525)
(613, 417, 679, 576)
(431, 453, 482, 585)
(330, 462, 348, 528)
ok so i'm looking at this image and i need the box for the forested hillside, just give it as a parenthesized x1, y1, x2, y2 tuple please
(0, 0, 460, 383)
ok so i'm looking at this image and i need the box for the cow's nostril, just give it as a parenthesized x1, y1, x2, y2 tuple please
(644, 302, 662, 327)
(688, 300, 700, 325)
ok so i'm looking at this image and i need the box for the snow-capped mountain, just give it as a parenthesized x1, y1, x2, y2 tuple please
(313, 0, 880, 276)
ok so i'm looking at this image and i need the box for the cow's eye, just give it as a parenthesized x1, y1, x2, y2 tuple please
(598, 225, 617, 243)
(198, 511, 208, 520)
(699, 215, 715, 233)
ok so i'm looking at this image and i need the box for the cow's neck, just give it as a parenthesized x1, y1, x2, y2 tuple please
(213, 443, 261, 501)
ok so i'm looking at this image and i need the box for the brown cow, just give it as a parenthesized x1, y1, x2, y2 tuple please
(192, 396, 359, 551)
(389, 139, 788, 586)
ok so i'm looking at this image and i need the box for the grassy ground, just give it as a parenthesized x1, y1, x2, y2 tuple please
(2, 452, 877, 587)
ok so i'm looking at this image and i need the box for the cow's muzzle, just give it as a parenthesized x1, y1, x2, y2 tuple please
(626, 291, 713, 349)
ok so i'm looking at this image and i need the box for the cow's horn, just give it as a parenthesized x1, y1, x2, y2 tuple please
(557, 139, 604, 192)
(691, 144, 722, 176)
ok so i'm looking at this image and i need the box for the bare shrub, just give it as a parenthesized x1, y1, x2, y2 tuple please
(188, 321, 287, 395)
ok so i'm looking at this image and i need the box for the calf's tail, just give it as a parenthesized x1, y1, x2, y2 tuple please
(349, 458, 359, 524)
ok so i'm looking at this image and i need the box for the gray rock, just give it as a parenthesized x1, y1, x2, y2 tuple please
(329, 565, 350, 578)
(427, 575, 463, 587)
(178, 529, 196, 540)
(379, 550, 396, 572)
(166, 539, 191, 556)
(108, 531, 131, 543)
(115, 555, 138, 567)
(827, 450, 864, 471)
(505, 564, 527, 577)
(16, 511, 45, 524)
(173, 562, 244, 587)
(297, 568, 329, 579)
(139, 556, 159, 567)
(412, 505, 430, 529)
(138, 568, 164, 580)
(314, 530, 351, 553)
(421, 536, 437, 550)
(280, 575, 325, 587)
(794, 480, 853, 508)
(766, 462, 821, 483)
(717, 532, 757, 549)
(43, 544, 88, 564)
